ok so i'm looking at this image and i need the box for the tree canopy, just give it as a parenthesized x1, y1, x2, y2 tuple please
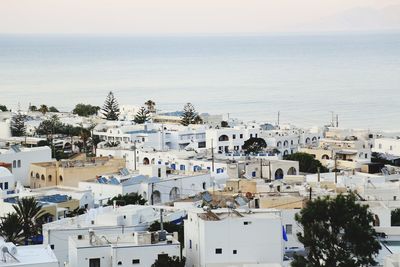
(145, 100, 156, 113)
(48, 106, 59, 112)
(392, 208, 400, 226)
(0, 213, 23, 244)
(292, 194, 381, 267)
(38, 104, 49, 114)
(0, 105, 8, 112)
(181, 103, 202, 126)
(242, 137, 267, 154)
(149, 221, 184, 248)
(101, 91, 120, 120)
(134, 106, 151, 124)
(283, 152, 328, 173)
(10, 112, 27, 137)
(72, 103, 100, 117)
(151, 256, 185, 267)
(107, 193, 147, 206)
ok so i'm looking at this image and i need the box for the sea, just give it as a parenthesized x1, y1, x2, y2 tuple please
(0, 32, 399, 131)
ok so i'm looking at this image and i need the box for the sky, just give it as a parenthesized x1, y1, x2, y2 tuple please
(0, 0, 400, 34)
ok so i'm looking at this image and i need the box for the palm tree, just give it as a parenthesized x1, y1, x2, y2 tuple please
(12, 197, 47, 244)
(145, 100, 156, 113)
(38, 104, 49, 114)
(0, 213, 23, 244)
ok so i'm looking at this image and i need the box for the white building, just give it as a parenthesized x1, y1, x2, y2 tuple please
(184, 208, 284, 267)
(42, 205, 186, 264)
(374, 137, 400, 157)
(67, 230, 181, 267)
(0, 167, 16, 198)
(0, 146, 52, 186)
(79, 164, 212, 205)
(0, 242, 58, 267)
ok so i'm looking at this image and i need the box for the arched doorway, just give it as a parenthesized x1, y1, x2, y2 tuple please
(275, 168, 284, 180)
(287, 167, 297, 175)
(218, 135, 229, 141)
(152, 190, 161, 204)
(169, 187, 180, 201)
(143, 157, 150, 165)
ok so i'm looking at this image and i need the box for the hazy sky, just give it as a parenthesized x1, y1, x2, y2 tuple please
(1, 0, 400, 34)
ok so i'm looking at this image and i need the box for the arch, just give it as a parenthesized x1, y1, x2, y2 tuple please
(12, 160, 16, 168)
(41, 174, 45, 180)
(202, 182, 206, 190)
(277, 141, 282, 148)
(151, 158, 155, 164)
(275, 168, 284, 180)
(305, 138, 311, 144)
(170, 163, 176, 170)
(59, 175, 63, 182)
(283, 150, 289, 156)
(373, 214, 380, 227)
(31, 171, 34, 177)
(312, 136, 317, 142)
(283, 140, 289, 147)
(287, 167, 297, 175)
(179, 164, 186, 171)
(36, 173, 40, 179)
(143, 157, 150, 165)
(218, 135, 229, 141)
(17, 160, 21, 168)
(48, 175, 52, 182)
(152, 190, 161, 204)
(322, 154, 330, 160)
(169, 187, 180, 201)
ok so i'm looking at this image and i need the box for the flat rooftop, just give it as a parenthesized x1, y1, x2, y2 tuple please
(0, 244, 57, 266)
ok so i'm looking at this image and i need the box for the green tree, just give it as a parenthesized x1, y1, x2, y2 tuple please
(284, 152, 328, 173)
(12, 197, 47, 244)
(29, 105, 37, 112)
(181, 103, 200, 126)
(151, 256, 186, 267)
(49, 106, 59, 112)
(242, 137, 267, 154)
(134, 107, 150, 124)
(292, 194, 381, 267)
(0, 213, 23, 244)
(101, 91, 120, 120)
(107, 193, 147, 206)
(392, 208, 400, 226)
(10, 112, 27, 137)
(38, 104, 49, 114)
(72, 104, 100, 117)
(149, 221, 184, 249)
(0, 105, 8, 112)
(145, 100, 156, 113)
(66, 207, 87, 218)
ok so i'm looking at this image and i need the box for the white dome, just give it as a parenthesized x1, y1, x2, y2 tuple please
(0, 167, 12, 177)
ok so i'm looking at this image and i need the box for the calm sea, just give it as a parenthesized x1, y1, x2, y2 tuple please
(0, 33, 399, 130)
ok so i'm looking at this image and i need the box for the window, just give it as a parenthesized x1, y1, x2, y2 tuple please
(17, 160, 21, 168)
(255, 134, 258, 138)
(132, 259, 140, 264)
(233, 134, 236, 139)
(286, 224, 293, 235)
(233, 250, 237, 254)
(4, 182, 8, 190)
(59, 175, 63, 182)
(0, 183, 3, 189)
(243, 221, 252, 225)
(215, 248, 222, 254)
(41, 175, 45, 180)
(13, 160, 16, 168)
(48, 175, 52, 182)
(89, 258, 100, 267)
(117, 261, 122, 265)
(202, 182, 206, 190)
(189, 239, 192, 249)
(250, 134, 253, 138)
(240, 134, 243, 139)
(365, 154, 368, 159)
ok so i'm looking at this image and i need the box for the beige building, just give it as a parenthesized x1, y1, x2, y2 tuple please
(30, 154, 125, 188)
(300, 138, 371, 171)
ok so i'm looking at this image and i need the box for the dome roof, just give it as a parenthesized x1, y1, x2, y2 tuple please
(0, 166, 13, 177)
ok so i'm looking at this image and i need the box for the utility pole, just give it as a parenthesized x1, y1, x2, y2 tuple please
(277, 111, 280, 126)
(211, 138, 215, 173)
(309, 187, 312, 201)
(334, 155, 338, 184)
(152, 183, 156, 205)
(330, 111, 335, 127)
(260, 158, 263, 179)
(133, 141, 137, 171)
(336, 114, 339, 128)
